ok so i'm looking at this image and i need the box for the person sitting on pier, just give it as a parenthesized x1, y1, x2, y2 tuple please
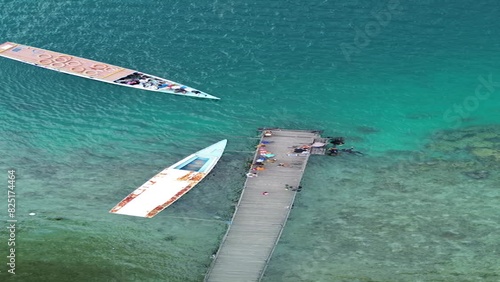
(341, 147, 363, 155)
(254, 159, 265, 166)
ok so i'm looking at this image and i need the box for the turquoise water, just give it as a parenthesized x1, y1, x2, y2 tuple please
(1, 0, 500, 281)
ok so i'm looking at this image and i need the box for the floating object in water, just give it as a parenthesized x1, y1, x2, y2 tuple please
(110, 140, 227, 218)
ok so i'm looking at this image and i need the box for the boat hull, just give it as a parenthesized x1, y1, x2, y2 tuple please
(110, 139, 227, 218)
(0, 42, 219, 99)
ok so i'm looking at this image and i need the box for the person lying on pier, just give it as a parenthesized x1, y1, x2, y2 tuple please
(246, 172, 258, 177)
(341, 147, 363, 155)
(293, 145, 310, 153)
(293, 148, 307, 153)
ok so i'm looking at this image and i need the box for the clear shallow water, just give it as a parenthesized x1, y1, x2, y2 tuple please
(1, 0, 500, 281)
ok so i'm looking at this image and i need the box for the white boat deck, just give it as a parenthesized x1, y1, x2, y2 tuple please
(205, 130, 321, 282)
(110, 140, 227, 218)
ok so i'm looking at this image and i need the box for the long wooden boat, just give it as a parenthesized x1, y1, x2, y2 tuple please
(0, 42, 219, 99)
(110, 139, 227, 218)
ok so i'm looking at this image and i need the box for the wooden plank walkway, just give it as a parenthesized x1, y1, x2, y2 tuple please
(204, 129, 323, 282)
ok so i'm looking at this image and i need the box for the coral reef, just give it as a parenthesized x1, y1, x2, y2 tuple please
(429, 125, 500, 162)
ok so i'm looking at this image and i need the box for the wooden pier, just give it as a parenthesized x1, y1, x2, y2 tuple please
(204, 129, 325, 282)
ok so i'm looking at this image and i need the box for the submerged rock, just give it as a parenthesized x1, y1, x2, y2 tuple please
(441, 230, 466, 239)
(428, 125, 499, 162)
(164, 235, 176, 242)
(355, 125, 379, 134)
